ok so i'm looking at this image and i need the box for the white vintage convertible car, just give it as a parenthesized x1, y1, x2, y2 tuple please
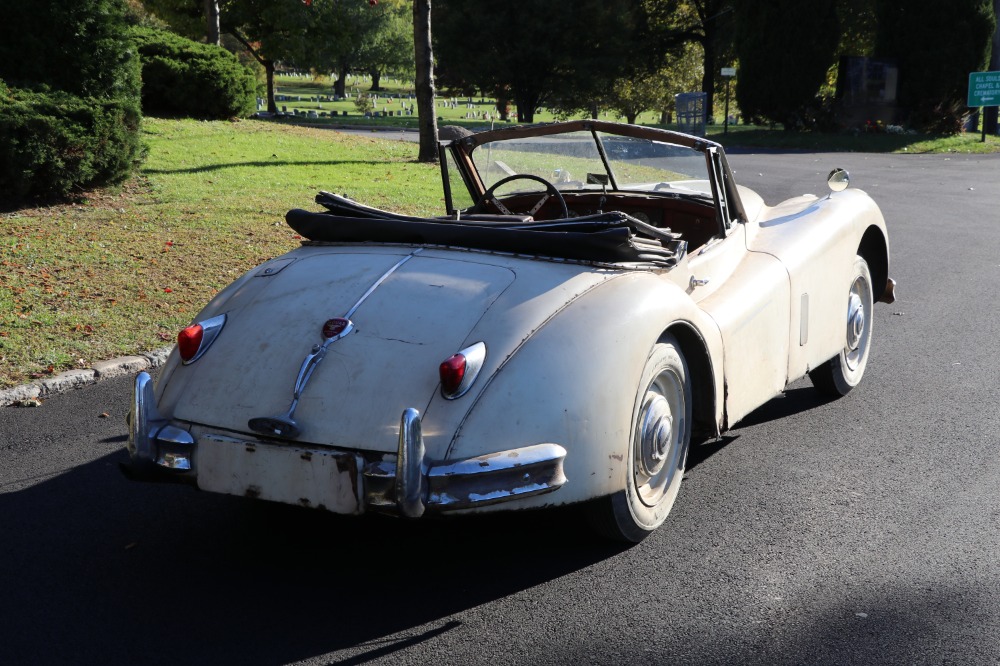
(125, 120, 894, 542)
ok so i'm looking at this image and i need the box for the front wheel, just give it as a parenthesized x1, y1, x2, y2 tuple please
(588, 337, 691, 543)
(809, 255, 874, 397)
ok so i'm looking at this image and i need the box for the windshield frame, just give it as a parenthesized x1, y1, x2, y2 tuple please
(441, 120, 747, 228)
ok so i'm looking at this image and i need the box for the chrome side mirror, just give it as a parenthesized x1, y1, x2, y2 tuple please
(827, 168, 850, 193)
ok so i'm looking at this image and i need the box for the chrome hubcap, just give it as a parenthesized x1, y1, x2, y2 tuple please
(638, 394, 674, 478)
(844, 274, 872, 372)
(846, 292, 864, 351)
(634, 372, 685, 509)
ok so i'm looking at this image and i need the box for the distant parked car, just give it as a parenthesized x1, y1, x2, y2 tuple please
(125, 120, 895, 542)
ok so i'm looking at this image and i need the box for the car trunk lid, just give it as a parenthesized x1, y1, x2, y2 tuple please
(164, 247, 516, 454)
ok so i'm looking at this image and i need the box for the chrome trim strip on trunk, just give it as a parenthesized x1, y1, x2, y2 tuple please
(344, 248, 424, 319)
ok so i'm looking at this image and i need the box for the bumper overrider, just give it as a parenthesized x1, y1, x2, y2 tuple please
(124, 372, 568, 517)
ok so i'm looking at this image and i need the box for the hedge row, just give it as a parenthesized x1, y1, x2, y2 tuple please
(0, 0, 140, 103)
(0, 82, 143, 205)
(131, 27, 258, 120)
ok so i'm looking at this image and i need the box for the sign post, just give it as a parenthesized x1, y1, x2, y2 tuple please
(968, 71, 1000, 142)
(721, 67, 736, 135)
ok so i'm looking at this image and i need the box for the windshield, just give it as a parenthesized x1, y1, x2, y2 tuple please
(469, 130, 711, 196)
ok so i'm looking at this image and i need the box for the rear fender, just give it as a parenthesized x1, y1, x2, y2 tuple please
(153, 254, 301, 404)
(443, 272, 723, 510)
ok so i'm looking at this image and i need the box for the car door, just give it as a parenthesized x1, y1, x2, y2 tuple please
(687, 149, 792, 427)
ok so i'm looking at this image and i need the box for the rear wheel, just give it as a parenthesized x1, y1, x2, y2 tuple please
(809, 255, 874, 397)
(588, 337, 691, 543)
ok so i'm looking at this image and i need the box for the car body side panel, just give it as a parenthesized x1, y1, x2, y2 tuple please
(442, 272, 725, 510)
(695, 244, 792, 426)
(746, 189, 889, 381)
(672, 221, 792, 427)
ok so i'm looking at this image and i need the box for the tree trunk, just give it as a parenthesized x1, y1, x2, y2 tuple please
(204, 0, 220, 46)
(496, 95, 509, 121)
(626, 112, 638, 124)
(985, 0, 1000, 134)
(413, 0, 438, 162)
(265, 60, 276, 113)
(515, 91, 538, 123)
(701, 41, 716, 122)
(334, 65, 348, 98)
(225, 28, 275, 112)
(591, 102, 599, 120)
(369, 69, 382, 91)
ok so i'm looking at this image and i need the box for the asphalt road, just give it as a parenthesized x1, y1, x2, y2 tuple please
(2, 150, 999, 665)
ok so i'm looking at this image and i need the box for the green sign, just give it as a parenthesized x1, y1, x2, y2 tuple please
(968, 71, 1000, 107)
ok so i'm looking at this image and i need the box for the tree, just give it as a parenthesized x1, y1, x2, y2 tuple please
(304, 0, 386, 97)
(205, 0, 221, 45)
(359, 0, 413, 90)
(875, 0, 996, 132)
(836, 0, 877, 56)
(646, 0, 735, 122)
(602, 41, 704, 124)
(221, 0, 312, 113)
(435, 0, 646, 123)
(139, 0, 210, 41)
(734, 0, 840, 128)
(413, 0, 437, 162)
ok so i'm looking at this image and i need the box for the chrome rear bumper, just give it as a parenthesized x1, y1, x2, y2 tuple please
(362, 408, 568, 517)
(124, 372, 568, 515)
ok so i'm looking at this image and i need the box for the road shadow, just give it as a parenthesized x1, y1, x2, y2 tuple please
(685, 386, 831, 470)
(0, 449, 623, 665)
(143, 159, 395, 176)
(736, 385, 833, 429)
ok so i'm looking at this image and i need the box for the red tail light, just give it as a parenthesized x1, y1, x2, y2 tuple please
(439, 354, 467, 395)
(439, 342, 486, 399)
(177, 314, 227, 365)
(178, 324, 203, 362)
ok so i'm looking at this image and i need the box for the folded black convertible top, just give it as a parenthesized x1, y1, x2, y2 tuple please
(286, 194, 685, 267)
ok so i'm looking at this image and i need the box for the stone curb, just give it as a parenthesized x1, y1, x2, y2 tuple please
(0, 346, 173, 408)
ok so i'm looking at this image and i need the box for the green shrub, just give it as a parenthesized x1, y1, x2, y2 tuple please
(0, 83, 143, 205)
(130, 27, 257, 119)
(0, 0, 140, 103)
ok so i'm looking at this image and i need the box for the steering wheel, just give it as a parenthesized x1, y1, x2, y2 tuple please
(478, 174, 569, 219)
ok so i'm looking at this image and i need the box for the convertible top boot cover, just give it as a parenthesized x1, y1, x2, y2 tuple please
(286, 207, 684, 267)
